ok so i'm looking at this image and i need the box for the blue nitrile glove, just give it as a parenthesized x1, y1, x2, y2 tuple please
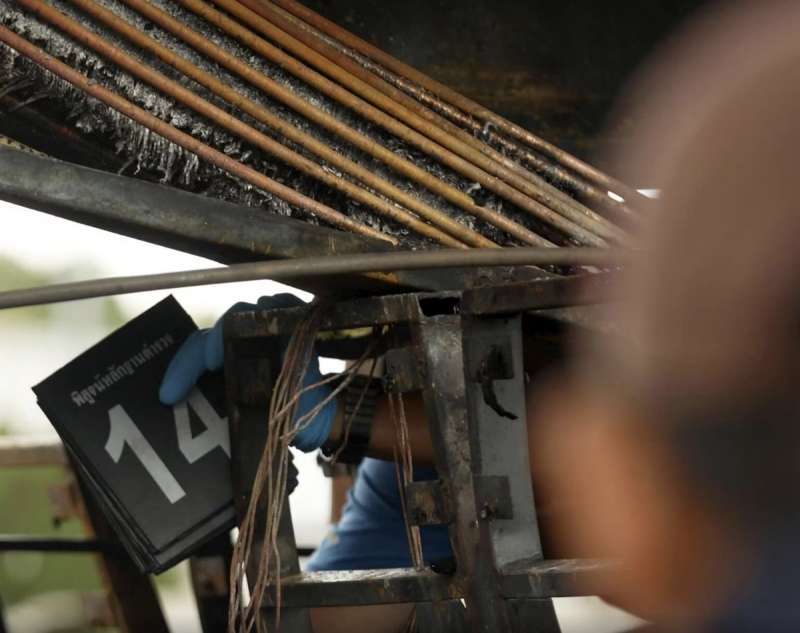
(307, 458, 453, 571)
(158, 293, 336, 453)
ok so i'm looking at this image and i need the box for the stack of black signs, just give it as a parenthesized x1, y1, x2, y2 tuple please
(34, 296, 235, 573)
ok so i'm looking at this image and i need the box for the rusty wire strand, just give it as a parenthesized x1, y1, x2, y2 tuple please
(176, 0, 611, 246)
(388, 391, 424, 569)
(112, 0, 553, 247)
(0, 24, 391, 243)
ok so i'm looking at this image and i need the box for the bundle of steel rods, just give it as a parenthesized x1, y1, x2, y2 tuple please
(0, 0, 640, 250)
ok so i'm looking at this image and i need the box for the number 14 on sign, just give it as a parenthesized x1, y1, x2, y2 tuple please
(104, 389, 230, 503)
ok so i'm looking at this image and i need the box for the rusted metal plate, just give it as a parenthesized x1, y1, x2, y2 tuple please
(406, 480, 453, 526)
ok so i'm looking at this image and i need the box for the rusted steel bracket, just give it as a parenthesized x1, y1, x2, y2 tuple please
(223, 275, 617, 631)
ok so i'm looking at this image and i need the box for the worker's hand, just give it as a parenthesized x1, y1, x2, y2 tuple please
(158, 293, 336, 452)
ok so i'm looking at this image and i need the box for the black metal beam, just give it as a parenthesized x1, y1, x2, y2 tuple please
(260, 568, 459, 608)
(0, 535, 116, 554)
(0, 148, 557, 296)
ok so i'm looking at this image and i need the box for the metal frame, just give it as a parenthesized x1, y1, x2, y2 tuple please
(223, 274, 611, 632)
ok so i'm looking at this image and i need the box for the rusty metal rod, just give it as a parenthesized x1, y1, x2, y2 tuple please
(177, 0, 609, 247)
(57, 0, 496, 249)
(0, 24, 391, 244)
(21, 0, 466, 249)
(112, 0, 554, 246)
(177, 0, 607, 246)
(269, 0, 651, 209)
(115, 0, 553, 248)
(297, 30, 636, 218)
(0, 247, 622, 310)
(242, 0, 631, 225)
(236, 0, 596, 217)
(218, 0, 626, 244)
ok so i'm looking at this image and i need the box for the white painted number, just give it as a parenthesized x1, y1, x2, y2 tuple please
(175, 389, 231, 462)
(105, 405, 187, 503)
(104, 388, 230, 504)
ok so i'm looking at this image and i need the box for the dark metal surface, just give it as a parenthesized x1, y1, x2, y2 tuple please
(0, 148, 585, 299)
(220, 282, 617, 630)
(507, 599, 562, 633)
(415, 600, 468, 633)
(0, 248, 621, 311)
(500, 559, 613, 599)
(0, 535, 114, 553)
(412, 315, 511, 632)
(190, 534, 233, 633)
(259, 568, 458, 608)
(406, 480, 453, 527)
(462, 273, 618, 315)
(294, 0, 704, 163)
(0, 145, 391, 294)
(232, 273, 615, 342)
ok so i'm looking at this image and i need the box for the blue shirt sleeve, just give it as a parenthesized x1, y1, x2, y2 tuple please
(307, 458, 453, 571)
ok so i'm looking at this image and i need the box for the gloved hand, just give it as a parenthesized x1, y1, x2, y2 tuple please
(159, 293, 336, 453)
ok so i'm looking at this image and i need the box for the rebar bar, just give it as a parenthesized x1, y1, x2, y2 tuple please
(0, 246, 622, 310)
(216, 0, 626, 245)
(114, 0, 554, 247)
(263, 0, 634, 218)
(270, 0, 651, 209)
(236, 0, 632, 226)
(0, 24, 391, 244)
(21, 0, 478, 249)
(62, 0, 504, 249)
(178, 0, 611, 247)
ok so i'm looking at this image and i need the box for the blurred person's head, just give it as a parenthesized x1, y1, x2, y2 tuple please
(534, 1, 800, 630)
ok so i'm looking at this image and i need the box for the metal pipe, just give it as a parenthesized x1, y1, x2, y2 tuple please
(176, 0, 610, 246)
(269, 0, 651, 209)
(64, 0, 496, 248)
(115, 0, 553, 247)
(217, 0, 625, 244)
(241, 0, 632, 227)
(0, 536, 114, 553)
(0, 247, 622, 310)
(0, 25, 391, 244)
(20, 0, 468, 249)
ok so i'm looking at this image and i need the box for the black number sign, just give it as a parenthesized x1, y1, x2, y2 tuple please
(34, 297, 235, 573)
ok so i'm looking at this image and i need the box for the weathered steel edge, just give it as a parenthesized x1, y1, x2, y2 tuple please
(258, 559, 610, 607)
(227, 274, 611, 340)
(0, 147, 546, 294)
